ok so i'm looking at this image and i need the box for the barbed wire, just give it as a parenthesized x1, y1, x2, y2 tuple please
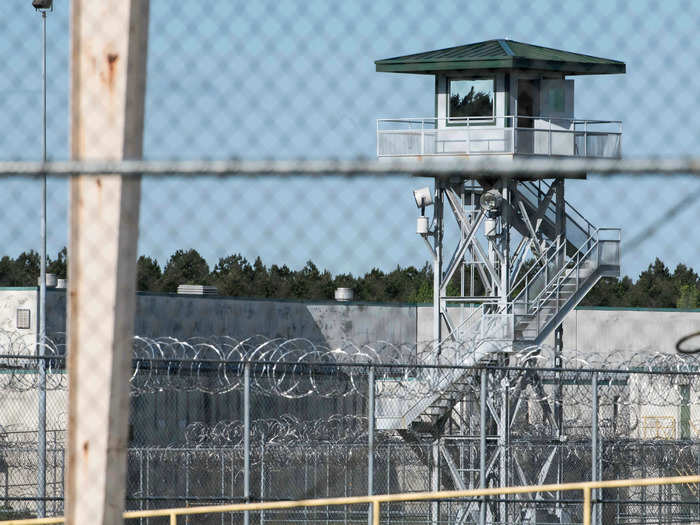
(3, 333, 700, 406)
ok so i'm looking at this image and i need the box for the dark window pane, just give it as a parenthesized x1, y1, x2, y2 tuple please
(449, 79, 494, 119)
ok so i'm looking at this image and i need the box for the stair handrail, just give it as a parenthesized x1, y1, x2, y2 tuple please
(509, 241, 560, 297)
(431, 301, 495, 356)
(530, 227, 620, 315)
(518, 180, 596, 247)
(523, 227, 620, 326)
(528, 236, 601, 319)
(511, 228, 601, 310)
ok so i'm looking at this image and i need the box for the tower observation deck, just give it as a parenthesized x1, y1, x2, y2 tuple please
(373, 44, 625, 517)
(376, 39, 624, 159)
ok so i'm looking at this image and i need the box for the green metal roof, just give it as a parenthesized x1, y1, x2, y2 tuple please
(375, 39, 625, 76)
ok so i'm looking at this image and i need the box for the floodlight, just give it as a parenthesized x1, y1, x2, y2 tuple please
(413, 187, 433, 209)
(32, 0, 53, 10)
(479, 189, 502, 214)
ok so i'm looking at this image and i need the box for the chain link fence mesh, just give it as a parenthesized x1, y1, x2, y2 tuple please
(1, 0, 700, 524)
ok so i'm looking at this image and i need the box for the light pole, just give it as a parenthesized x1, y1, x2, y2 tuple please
(32, 0, 52, 518)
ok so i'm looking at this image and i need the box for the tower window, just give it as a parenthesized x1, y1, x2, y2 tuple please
(448, 78, 494, 122)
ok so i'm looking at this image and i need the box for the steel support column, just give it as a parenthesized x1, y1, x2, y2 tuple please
(480, 368, 487, 525)
(368, 365, 375, 525)
(555, 324, 564, 521)
(244, 362, 251, 525)
(592, 372, 599, 525)
(433, 181, 444, 346)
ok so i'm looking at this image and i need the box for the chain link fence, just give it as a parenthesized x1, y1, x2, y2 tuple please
(3, 340, 700, 523)
(1, 0, 700, 524)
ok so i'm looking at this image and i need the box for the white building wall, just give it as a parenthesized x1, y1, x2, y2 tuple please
(0, 288, 37, 350)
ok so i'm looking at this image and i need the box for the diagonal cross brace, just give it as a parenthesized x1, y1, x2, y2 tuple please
(444, 188, 500, 291)
(441, 210, 485, 294)
(439, 444, 477, 525)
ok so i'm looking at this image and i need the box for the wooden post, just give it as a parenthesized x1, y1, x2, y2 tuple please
(65, 2, 149, 525)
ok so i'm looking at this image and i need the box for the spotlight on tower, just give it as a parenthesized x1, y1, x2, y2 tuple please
(479, 188, 502, 216)
(32, 0, 53, 10)
(413, 187, 433, 235)
(413, 187, 433, 209)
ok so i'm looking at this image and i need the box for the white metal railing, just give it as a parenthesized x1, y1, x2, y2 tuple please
(517, 179, 596, 250)
(510, 228, 621, 339)
(376, 116, 622, 158)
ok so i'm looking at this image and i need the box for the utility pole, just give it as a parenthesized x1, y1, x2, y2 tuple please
(31, 0, 53, 517)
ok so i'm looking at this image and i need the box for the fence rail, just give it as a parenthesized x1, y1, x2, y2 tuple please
(1, 475, 699, 525)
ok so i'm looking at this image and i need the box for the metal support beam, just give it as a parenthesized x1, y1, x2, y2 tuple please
(500, 178, 510, 309)
(441, 211, 485, 294)
(592, 372, 599, 525)
(480, 369, 487, 525)
(433, 181, 443, 346)
(499, 374, 509, 523)
(244, 361, 251, 525)
(431, 440, 440, 525)
(554, 325, 564, 522)
(368, 365, 375, 525)
(37, 8, 48, 518)
(555, 178, 566, 260)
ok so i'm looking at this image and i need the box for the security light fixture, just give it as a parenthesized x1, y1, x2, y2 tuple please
(413, 187, 433, 217)
(479, 188, 502, 216)
(32, 0, 53, 10)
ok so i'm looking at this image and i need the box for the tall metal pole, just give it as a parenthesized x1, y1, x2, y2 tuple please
(37, 8, 48, 518)
(367, 365, 375, 525)
(591, 372, 599, 525)
(479, 368, 487, 525)
(243, 361, 251, 525)
(433, 180, 442, 348)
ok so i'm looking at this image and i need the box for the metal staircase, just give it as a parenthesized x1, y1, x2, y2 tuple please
(517, 179, 596, 252)
(376, 189, 621, 432)
(510, 227, 621, 345)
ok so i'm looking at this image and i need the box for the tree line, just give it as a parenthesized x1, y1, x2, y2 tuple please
(0, 248, 698, 308)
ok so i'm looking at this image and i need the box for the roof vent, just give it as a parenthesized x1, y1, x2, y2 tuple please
(334, 287, 354, 302)
(177, 284, 218, 296)
(38, 273, 57, 288)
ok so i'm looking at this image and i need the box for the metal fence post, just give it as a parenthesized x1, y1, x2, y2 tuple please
(37, 9, 48, 518)
(368, 365, 375, 525)
(592, 372, 599, 525)
(244, 361, 251, 525)
(480, 367, 487, 525)
(260, 442, 265, 525)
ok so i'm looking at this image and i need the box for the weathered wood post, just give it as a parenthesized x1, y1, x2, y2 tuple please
(65, 2, 149, 524)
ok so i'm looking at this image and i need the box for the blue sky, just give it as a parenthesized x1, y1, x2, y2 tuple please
(0, 0, 699, 279)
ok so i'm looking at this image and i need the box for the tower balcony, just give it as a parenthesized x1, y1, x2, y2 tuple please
(377, 116, 621, 159)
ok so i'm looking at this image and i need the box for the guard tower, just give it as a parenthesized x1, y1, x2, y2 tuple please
(374, 40, 625, 524)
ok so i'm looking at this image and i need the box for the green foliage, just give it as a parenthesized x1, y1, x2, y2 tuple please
(581, 258, 700, 309)
(0, 249, 67, 286)
(136, 255, 162, 292)
(449, 86, 492, 118)
(0, 247, 697, 309)
(47, 247, 67, 278)
(677, 284, 699, 309)
(160, 249, 210, 292)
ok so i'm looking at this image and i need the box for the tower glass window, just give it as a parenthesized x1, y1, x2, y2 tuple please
(448, 78, 494, 122)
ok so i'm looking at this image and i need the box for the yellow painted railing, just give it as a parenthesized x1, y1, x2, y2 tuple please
(2, 475, 700, 525)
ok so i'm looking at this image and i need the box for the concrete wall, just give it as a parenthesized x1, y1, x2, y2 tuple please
(547, 307, 700, 360)
(416, 303, 700, 359)
(132, 294, 416, 349)
(7, 289, 418, 354)
(2, 288, 699, 360)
